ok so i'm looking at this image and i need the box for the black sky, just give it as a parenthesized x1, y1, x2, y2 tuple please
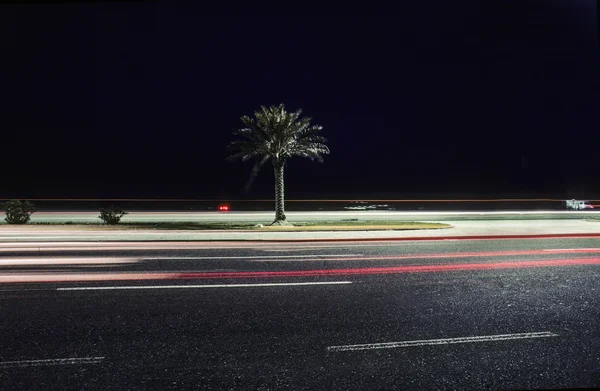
(1, 1, 598, 199)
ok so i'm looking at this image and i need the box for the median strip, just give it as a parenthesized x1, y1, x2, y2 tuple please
(57, 281, 353, 290)
(327, 332, 559, 352)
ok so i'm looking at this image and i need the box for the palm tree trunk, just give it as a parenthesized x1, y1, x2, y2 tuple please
(273, 160, 287, 224)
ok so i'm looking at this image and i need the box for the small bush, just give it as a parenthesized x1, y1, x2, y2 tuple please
(3, 200, 36, 224)
(99, 205, 128, 225)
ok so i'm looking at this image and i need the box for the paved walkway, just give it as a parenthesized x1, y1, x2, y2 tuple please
(0, 220, 598, 242)
(19, 210, 600, 223)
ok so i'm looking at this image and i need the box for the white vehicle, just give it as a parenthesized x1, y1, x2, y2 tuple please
(566, 199, 594, 210)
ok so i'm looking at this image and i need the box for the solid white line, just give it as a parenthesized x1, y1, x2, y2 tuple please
(260, 248, 335, 252)
(0, 257, 138, 266)
(327, 332, 559, 352)
(260, 242, 446, 250)
(0, 236, 112, 240)
(543, 248, 600, 252)
(143, 254, 363, 260)
(0, 242, 261, 247)
(57, 281, 353, 291)
(0, 357, 105, 368)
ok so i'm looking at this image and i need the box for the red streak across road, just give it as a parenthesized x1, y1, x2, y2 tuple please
(165, 257, 600, 278)
(2, 257, 600, 284)
(250, 248, 600, 262)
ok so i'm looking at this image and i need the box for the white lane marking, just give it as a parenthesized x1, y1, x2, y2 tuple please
(260, 242, 446, 250)
(256, 250, 339, 253)
(0, 246, 266, 252)
(0, 357, 105, 368)
(143, 254, 363, 260)
(0, 242, 262, 247)
(543, 248, 600, 252)
(327, 332, 559, 352)
(0, 241, 448, 247)
(0, 236, 125, 239)
(57, 281, 353, 291)
(249, 259, 366, 263)
(0, 257, 138, 266)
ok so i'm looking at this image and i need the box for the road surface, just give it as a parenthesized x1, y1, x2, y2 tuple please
(1, 237, 600, 389)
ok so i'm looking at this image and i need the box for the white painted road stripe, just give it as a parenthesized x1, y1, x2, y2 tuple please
(143, 254, 363, 260)
(543, 248, 600, 252)
(0, 357, 105, 368)
(57, 281, 353, 290)
(0, 236, 120, 240)
(327, 332, 559, 352)
(259, 242, 446, 250)
(0, 257, 138, 266)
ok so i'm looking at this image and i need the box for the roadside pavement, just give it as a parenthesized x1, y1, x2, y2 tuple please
(0, 219, 598, 242)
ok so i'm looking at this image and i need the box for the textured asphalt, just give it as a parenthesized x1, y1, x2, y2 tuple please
(1, 238, 600, 389)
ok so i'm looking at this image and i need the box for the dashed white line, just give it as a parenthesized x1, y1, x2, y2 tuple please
(57, 281, 353, 290)
(327, 332, 559, 352)
(0, 357, 105, 368)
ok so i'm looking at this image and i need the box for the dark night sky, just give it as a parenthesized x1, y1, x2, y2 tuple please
(0, 1, 598, 199)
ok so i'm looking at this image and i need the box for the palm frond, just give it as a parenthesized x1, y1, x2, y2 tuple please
(230, 104, 329, 165)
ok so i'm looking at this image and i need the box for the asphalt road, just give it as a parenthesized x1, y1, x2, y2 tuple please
(20, 210, 600, 224)
(2, 238, 600, 389)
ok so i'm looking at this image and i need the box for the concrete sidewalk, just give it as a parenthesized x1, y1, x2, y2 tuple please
(0, 220, 598, 242)
(18, 210, 600, 223)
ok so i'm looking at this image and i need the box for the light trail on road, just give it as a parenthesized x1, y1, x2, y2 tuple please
(2, 257, 600, 284)
(249, 248, 600, 262)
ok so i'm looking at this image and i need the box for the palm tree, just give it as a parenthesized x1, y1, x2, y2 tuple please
(229, 104, 330, 225)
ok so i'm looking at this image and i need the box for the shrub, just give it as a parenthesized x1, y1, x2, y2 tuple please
(3, 200, 36, 224)
(99, 205, 128, 225)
